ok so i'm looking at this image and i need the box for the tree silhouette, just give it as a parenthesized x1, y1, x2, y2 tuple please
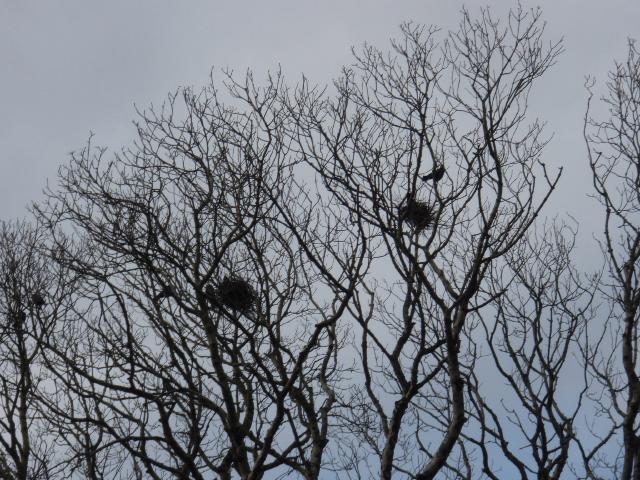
(285, 6, 561, 478)
(0, 221, 78, 480)
(581, 40, 640, 480)
(7, 5, 634, 480)
(35, 75, 364, 479)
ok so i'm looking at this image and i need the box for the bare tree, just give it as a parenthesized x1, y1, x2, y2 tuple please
(461, 221, 596, 479)
(286, 6, 562, 479)
(7, 5, 578, 479)
(34, 72, 366, 479)
(582, 39, 640, 479)
(0, 221, 77, 479)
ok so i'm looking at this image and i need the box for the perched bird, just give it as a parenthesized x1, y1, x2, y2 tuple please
(153, 285, 176, 302)
(421, 165, 445, 182)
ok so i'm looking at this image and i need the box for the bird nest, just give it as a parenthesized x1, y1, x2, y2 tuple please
(31, 292, 45, 307)
(398, 198, 433, 232)
(213, 276, 257, 312)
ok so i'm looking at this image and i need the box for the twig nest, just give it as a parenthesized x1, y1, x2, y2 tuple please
(398, 198, 433, 232)
(212, 275, 257, 312)
(31, 292, 45, 307)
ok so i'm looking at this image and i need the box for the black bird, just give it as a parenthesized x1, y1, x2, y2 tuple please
(153, 285, 176, 302)
(421, 165, 445, 182)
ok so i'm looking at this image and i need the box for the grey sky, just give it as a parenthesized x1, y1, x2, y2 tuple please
(1, 0, 639, 254)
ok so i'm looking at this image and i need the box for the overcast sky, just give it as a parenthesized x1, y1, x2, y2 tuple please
(1, 0, 639, 260)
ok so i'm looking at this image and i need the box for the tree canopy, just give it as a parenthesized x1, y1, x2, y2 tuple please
(1, 6, 639, 480)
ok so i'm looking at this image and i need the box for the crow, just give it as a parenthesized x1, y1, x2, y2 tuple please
(153, 285, 176, 302)
(421, 165, 445, 182)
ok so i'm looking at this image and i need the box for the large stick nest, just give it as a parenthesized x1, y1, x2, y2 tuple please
(31, 292, 45, 307)
(398, 198, 433, 232)
(212, 275, 257, 312)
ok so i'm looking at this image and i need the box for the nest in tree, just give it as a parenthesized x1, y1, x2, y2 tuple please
(398, 198, 433, 232)
(31, 292, 45, 307)
(212, 276, 257, 312)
